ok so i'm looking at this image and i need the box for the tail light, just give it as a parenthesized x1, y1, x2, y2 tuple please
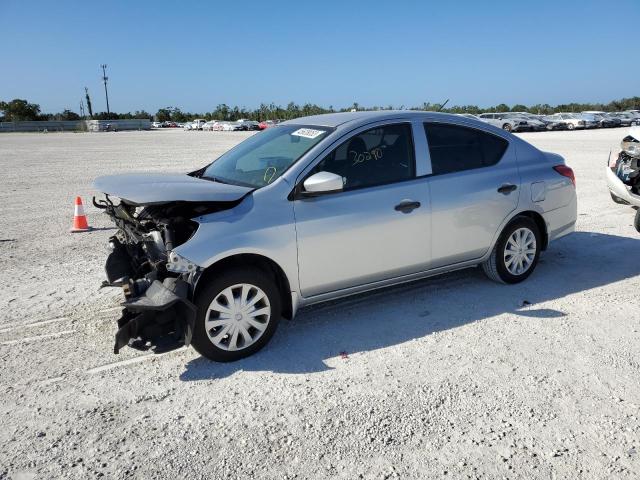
(553, 165, 576, 186)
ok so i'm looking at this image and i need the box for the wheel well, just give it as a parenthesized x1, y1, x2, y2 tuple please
(194, 254, 293, 320)
(513, 211, 548, 250)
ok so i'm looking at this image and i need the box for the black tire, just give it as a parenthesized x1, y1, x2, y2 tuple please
(502, 123, 512, 132)
(567, 123, 575, 130)
(634, 209, 640, 234)
(191, 267, 281, 362)
(482, 216, 542, 284)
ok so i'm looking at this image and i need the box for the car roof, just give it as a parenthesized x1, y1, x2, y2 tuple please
(280, 110, 469, 128)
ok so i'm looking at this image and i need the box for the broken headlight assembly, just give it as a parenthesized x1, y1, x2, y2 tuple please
(622, 135, 640, 158)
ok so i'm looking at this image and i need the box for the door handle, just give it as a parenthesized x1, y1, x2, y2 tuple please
(394, 200, 421, 213)
(497, 184, 518, 195)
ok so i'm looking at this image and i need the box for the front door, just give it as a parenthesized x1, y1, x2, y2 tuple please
(293, 123, 431, 298)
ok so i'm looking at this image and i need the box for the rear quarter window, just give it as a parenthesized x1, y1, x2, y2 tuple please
(424, 123, 509, 176)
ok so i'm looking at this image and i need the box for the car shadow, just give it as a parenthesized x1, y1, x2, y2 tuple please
(180, 231, 639, 381)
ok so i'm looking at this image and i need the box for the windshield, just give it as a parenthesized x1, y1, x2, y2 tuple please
(202, 125, 331, 188)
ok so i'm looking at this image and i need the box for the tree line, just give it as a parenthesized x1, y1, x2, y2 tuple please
(0, 99, 152, 122)
(2, 96, 639, 123)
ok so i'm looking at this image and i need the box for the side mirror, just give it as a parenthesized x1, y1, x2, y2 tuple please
(302, 171, 344, 195)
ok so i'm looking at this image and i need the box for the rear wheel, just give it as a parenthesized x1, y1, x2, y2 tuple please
(482, 217, 541, 284)
(192, 267, 281, 362)
(502, 123, 513, 132)
(567, 123, 575, 130)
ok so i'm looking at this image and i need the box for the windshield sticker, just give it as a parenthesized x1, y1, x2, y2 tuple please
(291, 128, 324, 139)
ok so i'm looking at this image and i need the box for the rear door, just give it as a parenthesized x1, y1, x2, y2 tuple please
(423, 121, 520, 268)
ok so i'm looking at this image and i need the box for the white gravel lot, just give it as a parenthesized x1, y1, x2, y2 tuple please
(1, 128, 639, 479)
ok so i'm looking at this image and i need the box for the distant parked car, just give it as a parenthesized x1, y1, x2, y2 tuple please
(621, 111, 640, 126)
(548, 113, 587, 130)
(456, 113, 481, 120)
(537, 116, 568, 131)
(609, 113, 635, 127)
(600, 113, 622, 128)
(190, 119, 207, 131)
(575, 113, 602, 129)
(151, 122, 163, 129)
(259, 120, 278, 130)
(582, 112, 619, 128)
(477, 113, 529, 132)
(214, 121, 235, 131)
(202, 121, 220, 131)
(508, 113, 547, 131)
(234, 120, 260, 131)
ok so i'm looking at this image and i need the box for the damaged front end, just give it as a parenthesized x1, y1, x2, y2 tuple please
(94, 195, 235, 354)
(607, 128, 640, 208)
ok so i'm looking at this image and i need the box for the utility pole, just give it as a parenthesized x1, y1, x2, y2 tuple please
(80, 99, 85, 118)
(101, 64, 110, 116)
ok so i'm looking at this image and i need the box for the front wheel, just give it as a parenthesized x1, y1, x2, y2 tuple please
(192, 267, 281, 362)
(502, 123, 513, 132)
(567, 123, 575, 130)
(482, 217, 541, 284)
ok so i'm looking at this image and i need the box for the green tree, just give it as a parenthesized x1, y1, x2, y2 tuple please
(155, 108, 172, 122)
(132, 110, 152, 120)
(0, 98, 41, 121)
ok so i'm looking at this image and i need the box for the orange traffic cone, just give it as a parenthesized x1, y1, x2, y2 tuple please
(70, 196, 91, 232)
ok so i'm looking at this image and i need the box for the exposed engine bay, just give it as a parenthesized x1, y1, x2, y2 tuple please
(94, 195, 238, 354)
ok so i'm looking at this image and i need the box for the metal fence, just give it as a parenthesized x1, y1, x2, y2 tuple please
(0, 119, 151, 133)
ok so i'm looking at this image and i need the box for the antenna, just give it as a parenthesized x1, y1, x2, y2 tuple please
(101, 64, 110, 115)
(437, 99, 450, 111)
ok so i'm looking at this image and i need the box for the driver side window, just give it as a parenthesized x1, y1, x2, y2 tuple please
(311, 123, 415, 191)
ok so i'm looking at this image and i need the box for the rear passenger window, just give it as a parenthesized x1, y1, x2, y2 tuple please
(424, 123, 508, 175)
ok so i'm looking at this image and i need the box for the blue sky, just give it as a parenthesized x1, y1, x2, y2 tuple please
(1, 0, 638, 113)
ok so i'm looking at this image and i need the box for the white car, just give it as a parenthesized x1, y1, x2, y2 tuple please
(202, 121, 221, 131)
(151, 122, 163, 129)
(191, 119, 207, 130)
(215, 122, 235, 131)
(477, 113, 530, 132)
(548, 113, 586, 130)
(606, 126, 640, 231)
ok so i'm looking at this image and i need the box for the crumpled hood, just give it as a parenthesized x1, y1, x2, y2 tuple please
(93, 173, 253, 205)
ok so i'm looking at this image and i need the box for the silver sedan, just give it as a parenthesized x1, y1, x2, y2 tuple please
(94, 111, 577, 362)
